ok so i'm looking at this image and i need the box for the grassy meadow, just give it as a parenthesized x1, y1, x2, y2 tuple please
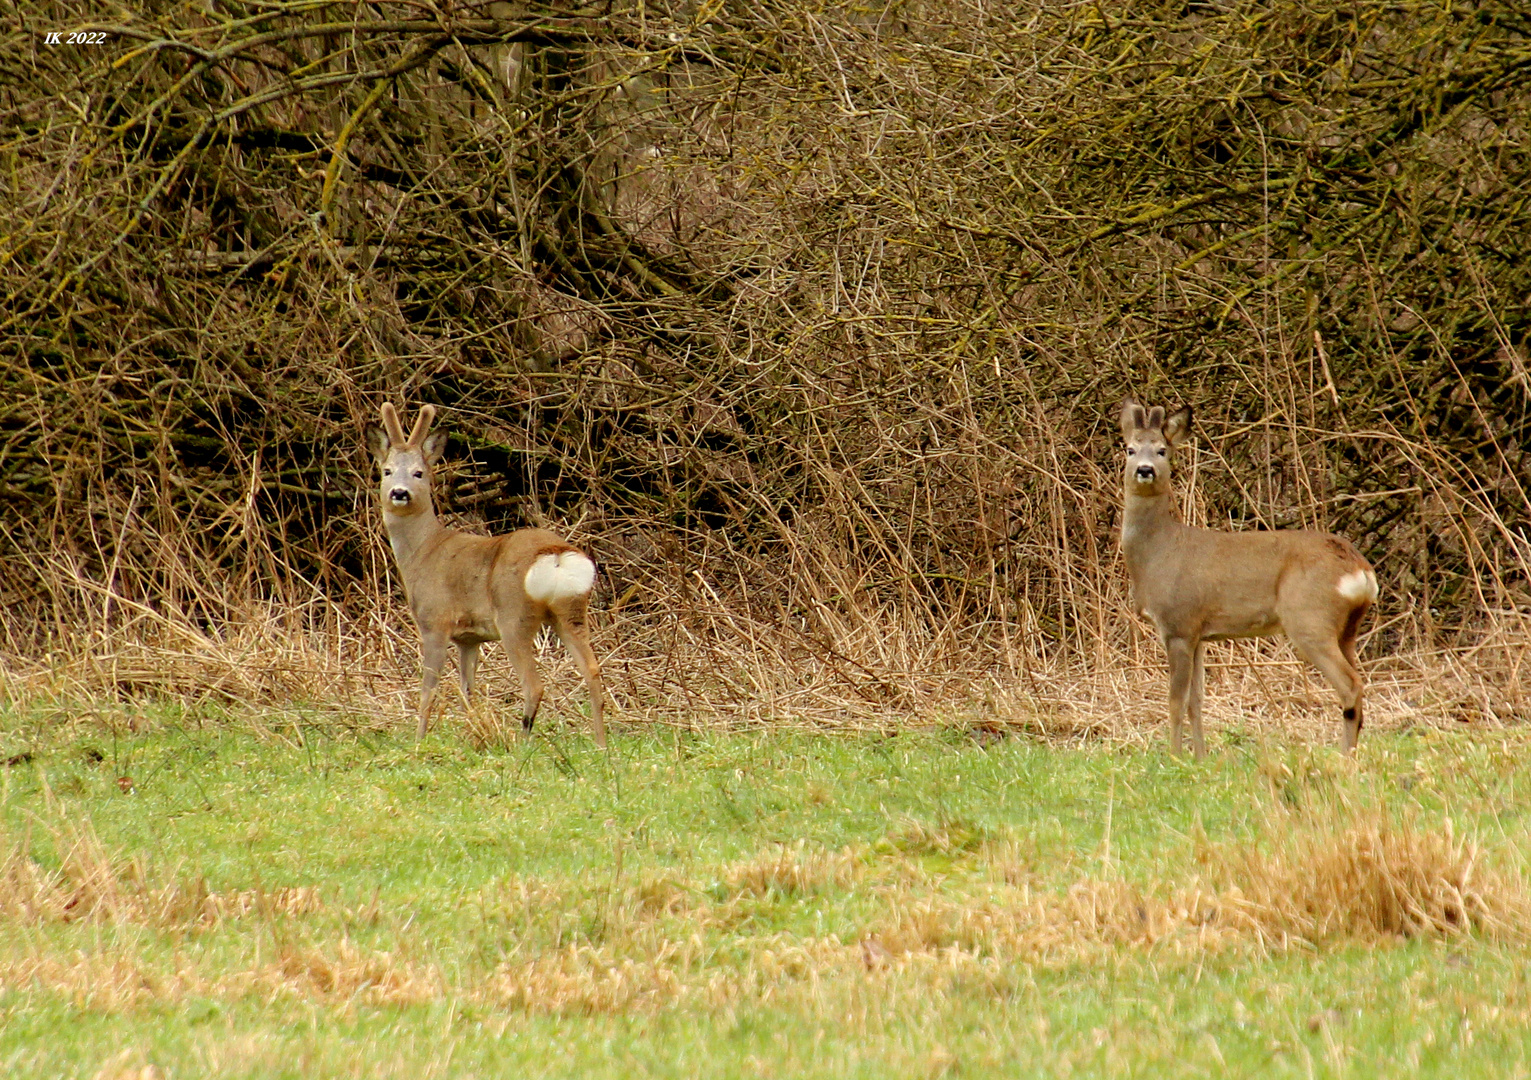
(3, 705, 1530, 1079)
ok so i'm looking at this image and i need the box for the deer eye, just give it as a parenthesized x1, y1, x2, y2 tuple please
(413, 470, 424, 479)
(383, 467, 392, 476)
(1157, 448, 1166, 456)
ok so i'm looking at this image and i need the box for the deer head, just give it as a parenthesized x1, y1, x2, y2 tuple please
(1120, 400, 1191, 497)
(369, 403, 446, 518)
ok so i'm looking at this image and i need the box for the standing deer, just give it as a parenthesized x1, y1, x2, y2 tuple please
(368, 402, 606, 746)
(1118, 401, 1378, 755)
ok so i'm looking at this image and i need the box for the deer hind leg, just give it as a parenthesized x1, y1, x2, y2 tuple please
(552, 598, 606, 749)
(1289, 625, 1364, 753)
(417, 630, 450, 740)
(1164, 636, 1197, 757)
(1337, 603, 1369, 751)
(501, 613, 547, 736)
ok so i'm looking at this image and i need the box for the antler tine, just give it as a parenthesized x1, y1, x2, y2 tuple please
(1119, 399, 1147, 439)
(380, 402, 407, 447)
(406, 404, 436, 449)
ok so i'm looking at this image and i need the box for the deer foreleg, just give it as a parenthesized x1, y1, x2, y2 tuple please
(1187, 641, 1208, 758)
(457, 642, 481, 703)
(417, 631, 449, 740)
(1164, 636, 1196, 757)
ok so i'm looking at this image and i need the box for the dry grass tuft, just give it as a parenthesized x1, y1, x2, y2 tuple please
(89, 1050, 164, 1080)
(0, 953, 190, 1012)
(484, 943, 690, 1016)
(0, 599, 403, 728)
(1210, 816, 1516, 944)
(867, 882, 1208, 966)
(871, 814, 1524, 970)
(273, 942, 443, 1006)
(880, 818, 992, 858)
(0, 819, 323, 931)
(723, 842, 863, 899)
(630, 872, 695, 918)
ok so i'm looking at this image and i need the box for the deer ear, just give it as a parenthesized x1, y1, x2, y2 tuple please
(1119, 400, 1146, 441)
(1146, 405, 1166, 431)
(421, 430, 447, 465)
(367, 425, 390, 462)
(1163, 406, 1192, 446)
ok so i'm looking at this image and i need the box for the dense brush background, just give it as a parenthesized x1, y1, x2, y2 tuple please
(3, 0, 1528, 731)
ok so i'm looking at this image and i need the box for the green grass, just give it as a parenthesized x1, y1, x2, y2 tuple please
(2, 707, 1530, 1078)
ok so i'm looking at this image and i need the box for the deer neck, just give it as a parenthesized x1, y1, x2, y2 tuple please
(381, 501, 444, 571)
(1121, 485, 1182, 573)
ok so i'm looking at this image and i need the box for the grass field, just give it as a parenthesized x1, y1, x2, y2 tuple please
(2, 705, 1530, 1079)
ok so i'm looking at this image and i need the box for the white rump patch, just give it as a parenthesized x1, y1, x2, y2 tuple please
(524, 551, 596, 603)
(1336, 569, 1378, 603)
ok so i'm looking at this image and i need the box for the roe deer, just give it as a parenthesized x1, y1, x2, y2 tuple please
(368, 402, 606, 746)
(1118, 401, 1377, 756)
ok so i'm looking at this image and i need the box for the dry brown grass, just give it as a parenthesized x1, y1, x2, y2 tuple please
(1208, 817, 1502, 943)
(869, 814, 1519, 965)
(2, 802, 1521, 1019)
(724, 840, 863, 898)
(273, 942, 444, 1006)
(3, 593, 1522, 755)
(0, 816, 326, 929)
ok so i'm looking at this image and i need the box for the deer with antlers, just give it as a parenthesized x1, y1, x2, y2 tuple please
(1119, 401, 1378, 755)
(368, 402, 606, 746)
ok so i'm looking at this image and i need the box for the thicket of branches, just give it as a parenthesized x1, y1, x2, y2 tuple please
(3, 0, 1529, 711)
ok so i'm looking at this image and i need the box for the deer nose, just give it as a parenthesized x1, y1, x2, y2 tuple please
(389, 487, 411, 504)
(1135, 464, 1157, 482)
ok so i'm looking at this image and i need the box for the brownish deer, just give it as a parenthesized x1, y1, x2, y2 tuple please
(368, 402, 606, 746)
(1118, 401, 1377, 756)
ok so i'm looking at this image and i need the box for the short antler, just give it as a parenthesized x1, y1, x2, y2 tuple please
(406, 404, 436, 449)
(1121, 399, 1154, 442)
(380, 402, 407, 447)
(379, 402, 436, 449)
